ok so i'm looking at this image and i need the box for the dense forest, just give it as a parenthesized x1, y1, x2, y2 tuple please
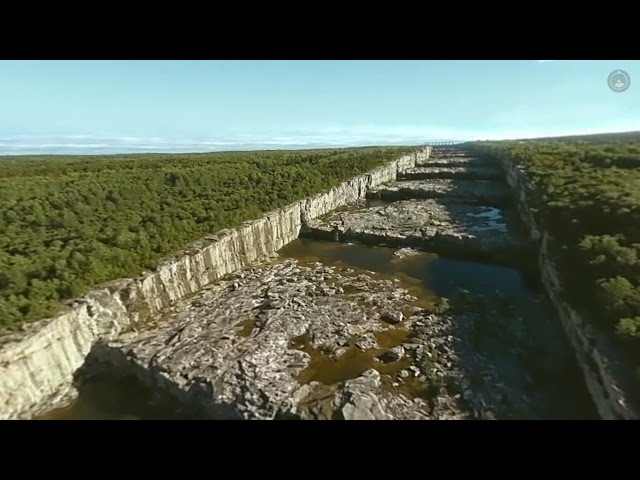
(468, 133, 640, 363)
(0, 146, 415, 329)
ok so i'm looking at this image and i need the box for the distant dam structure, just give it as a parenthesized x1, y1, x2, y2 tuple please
(424, 141, 465, 147)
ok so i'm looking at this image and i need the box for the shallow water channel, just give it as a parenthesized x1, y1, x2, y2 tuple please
(281, 238, 597, 419)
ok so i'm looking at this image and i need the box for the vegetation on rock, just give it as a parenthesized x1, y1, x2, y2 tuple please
(469, 132, 640, 361)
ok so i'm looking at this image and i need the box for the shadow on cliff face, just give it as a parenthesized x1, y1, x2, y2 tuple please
(41, 343, 213, 420)
(433, 290, 598, 419)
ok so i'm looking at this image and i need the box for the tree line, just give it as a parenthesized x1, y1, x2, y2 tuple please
(0, 146, 415, 329)
(468, 133, 640, 366)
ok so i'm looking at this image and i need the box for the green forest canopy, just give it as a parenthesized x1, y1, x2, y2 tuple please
(0, 146, 415, 330)
(468, 133, 640, 365)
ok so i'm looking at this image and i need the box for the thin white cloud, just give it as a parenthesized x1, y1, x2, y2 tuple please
(1, 123, 639, 155)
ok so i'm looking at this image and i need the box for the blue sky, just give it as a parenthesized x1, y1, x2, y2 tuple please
(0, 60, 638, 154)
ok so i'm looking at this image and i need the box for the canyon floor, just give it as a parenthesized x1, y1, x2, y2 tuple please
(40, 148, 598, 420)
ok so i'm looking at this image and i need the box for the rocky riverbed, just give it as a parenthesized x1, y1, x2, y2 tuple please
(415, 156, 495, 167)
(68, 246, 596, 420)
(304, 198, 530, 262)
(399, 165, 503, 181)
(367, 179, 511, 204)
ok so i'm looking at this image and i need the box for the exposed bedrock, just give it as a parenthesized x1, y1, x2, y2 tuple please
(72, 258, 562, 420)
(398, 166, 503, 181)
(416, 156, 501, 169)
(0, 149, 428, 420)
(367, 179, 511, 205)
(304, 199, 532, 263)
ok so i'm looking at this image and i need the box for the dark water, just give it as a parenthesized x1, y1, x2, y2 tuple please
(39, 238, 598, 420)
(36, 382, 145, 420)
(36, 394, 140, 421)
(279, 238, 598, 419)
(35, 373, 204, 420)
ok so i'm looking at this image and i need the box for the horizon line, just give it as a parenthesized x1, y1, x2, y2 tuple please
(1, 129, 639, 157)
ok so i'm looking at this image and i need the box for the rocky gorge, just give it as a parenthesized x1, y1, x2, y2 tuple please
(0, 149, 425, 420)
(1, 144, 618, 420)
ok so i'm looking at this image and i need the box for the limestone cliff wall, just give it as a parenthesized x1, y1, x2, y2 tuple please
(0, 148, 428, 420)
(500, 152, 638, 420)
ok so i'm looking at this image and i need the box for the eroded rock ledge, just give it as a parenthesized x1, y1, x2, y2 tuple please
(416, 157, 497, 168)
(367, 179, 511, 204)
(399, 166, 503, 181)
(304, 199, 531, 262)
